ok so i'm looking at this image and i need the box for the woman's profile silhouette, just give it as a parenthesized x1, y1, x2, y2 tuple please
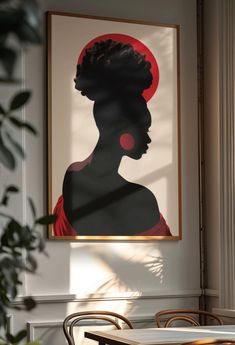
(53, 39, 171, 237)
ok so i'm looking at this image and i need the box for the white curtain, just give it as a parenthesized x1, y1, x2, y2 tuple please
(219, 0, 235, 309)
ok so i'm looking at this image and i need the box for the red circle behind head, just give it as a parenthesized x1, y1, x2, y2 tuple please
(77, 33, 159, 102)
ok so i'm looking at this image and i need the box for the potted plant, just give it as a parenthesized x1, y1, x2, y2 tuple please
(0, 1, 55, 344)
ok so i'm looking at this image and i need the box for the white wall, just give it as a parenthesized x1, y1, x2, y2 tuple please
(5, 0, 200, 343)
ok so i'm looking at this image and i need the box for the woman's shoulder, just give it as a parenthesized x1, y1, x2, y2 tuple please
(66, 154, 93, 172)
(119, 181, 160, 216)
(127, 181, 157, 201)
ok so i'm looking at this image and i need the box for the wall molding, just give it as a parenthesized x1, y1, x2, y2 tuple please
(27, 320, 63, 342)
(204, 289, 219, 298)
(13, 289, 202, 305)
(27, 314, 157, 342)
(212, 308, 235, 319)
(6, 315, 13, 334)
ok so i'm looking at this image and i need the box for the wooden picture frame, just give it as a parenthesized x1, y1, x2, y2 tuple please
(47, 11, 181, 241)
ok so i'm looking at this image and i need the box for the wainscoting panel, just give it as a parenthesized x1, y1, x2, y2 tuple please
(17, 291, 202, 345)
(27, 316, 167, 344)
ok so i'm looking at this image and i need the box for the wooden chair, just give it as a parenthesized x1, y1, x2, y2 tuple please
(63, 310, 133, 345)
(182, 339, 235, 345)
(155, 309, 223, 327)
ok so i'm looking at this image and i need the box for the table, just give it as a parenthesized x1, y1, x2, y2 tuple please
(85, 325, 235, 345)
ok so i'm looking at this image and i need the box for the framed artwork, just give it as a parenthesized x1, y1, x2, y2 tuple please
(47, 11, 181, 241)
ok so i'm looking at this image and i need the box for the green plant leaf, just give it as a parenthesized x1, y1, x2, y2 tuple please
(28, 197, 36, 219)
(12, 0, 42, 44)
(9, 91, 31, 111)
(0, 45, 17, 78)
(23, 297, 36, 311)
(8, 218, 22, 233)
(10, 285, 18, 299)
(14, 329, 27, 342)
(0, 104, 6, 115)
(0, 133, 16, 170)
(16, 22, 42, 44)
(1, 219, 22, 249)
(1, 185, 19, 206)
(8, 116, 37, 135)
(35, 214, 57, 225)
(6, 185, 19, 193)
(21, 121, 37, 135)
(6, 333, 15, 344)
(0, 77, 21, 84)
(0, 194, 8, 206)
(26, 253, 37, 272)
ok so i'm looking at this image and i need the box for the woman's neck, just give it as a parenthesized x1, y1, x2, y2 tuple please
(89, 138, 122, 176)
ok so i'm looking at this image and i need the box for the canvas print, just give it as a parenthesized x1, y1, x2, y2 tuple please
(47, 12, 181, 240)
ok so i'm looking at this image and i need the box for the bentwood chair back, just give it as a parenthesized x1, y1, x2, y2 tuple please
(63, 310, 133, 345)
(155, 309, 223, 328)
(182, 339, 235, 345)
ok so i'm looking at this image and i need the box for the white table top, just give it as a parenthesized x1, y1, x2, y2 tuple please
(85, 325, 235, 345)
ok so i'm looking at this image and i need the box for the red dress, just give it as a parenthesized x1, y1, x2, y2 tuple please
(53, 194, 172, 237)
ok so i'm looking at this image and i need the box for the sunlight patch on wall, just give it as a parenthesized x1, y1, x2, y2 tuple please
(70, 243, 164, 296)
(70, 245, 114, 295)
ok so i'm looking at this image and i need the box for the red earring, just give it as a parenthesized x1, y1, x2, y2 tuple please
(119, 133, 135, 150)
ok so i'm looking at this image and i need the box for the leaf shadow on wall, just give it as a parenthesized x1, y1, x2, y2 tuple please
(68, 243, 164, 315)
